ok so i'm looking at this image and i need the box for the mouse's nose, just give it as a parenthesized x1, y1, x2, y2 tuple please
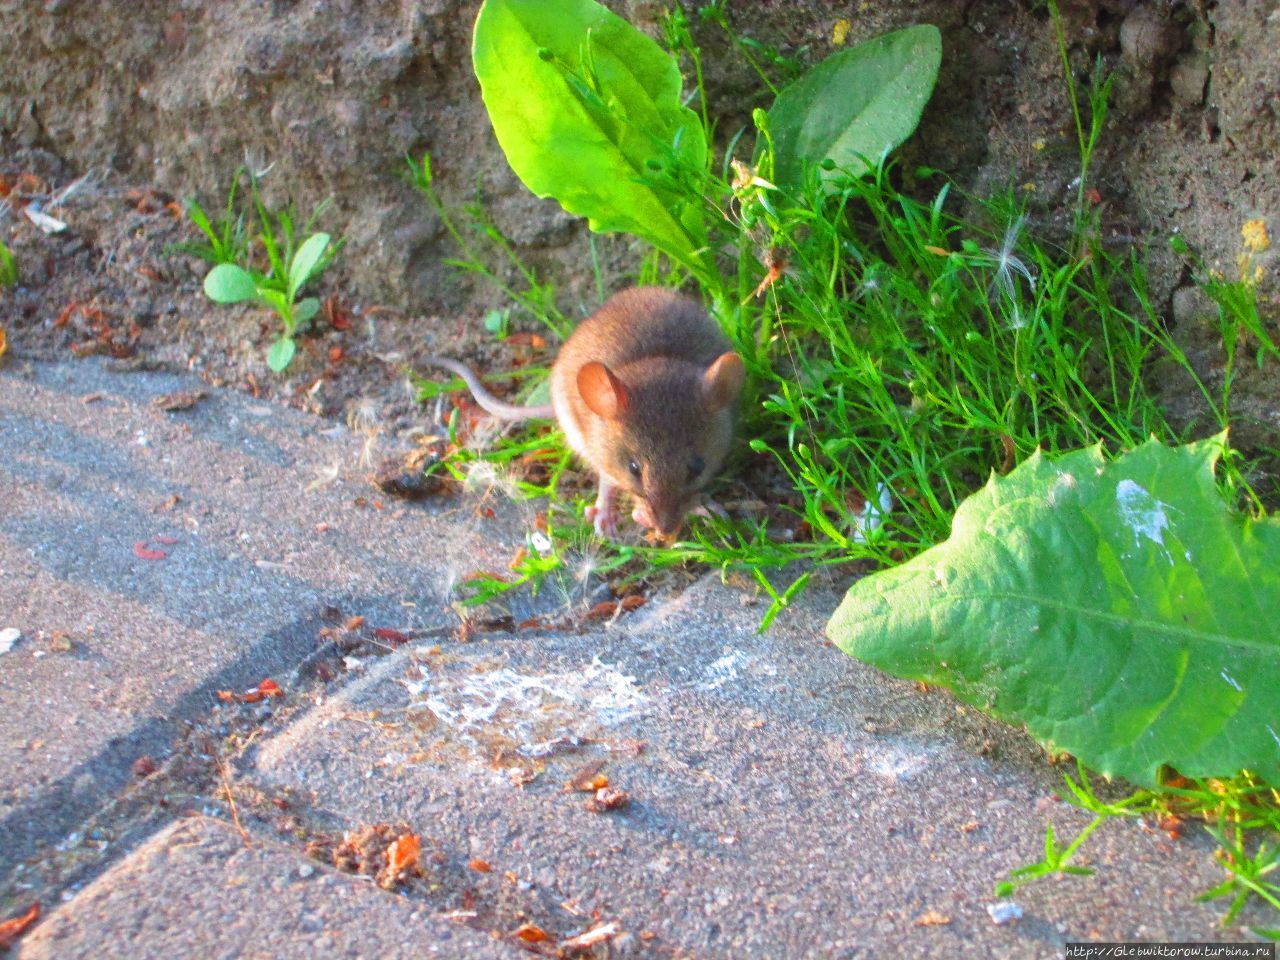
(651, 508, 684, 541)
(636, 496, 684, 541)
(655, 521, 682, 541)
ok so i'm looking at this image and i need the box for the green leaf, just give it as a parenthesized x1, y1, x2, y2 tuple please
(767, 24, 941, 189)
(473, 0, 709, 276)
(827, 434, 1280, 787)
(267, 337, 296, 373)
(203, 263, 259, 304)
(289, 233, 330, 300)
(293, 297, 320, 327)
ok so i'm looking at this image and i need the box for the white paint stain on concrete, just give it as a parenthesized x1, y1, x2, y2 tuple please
(697, 650, 748, 691)
(410, 657, 646, 757)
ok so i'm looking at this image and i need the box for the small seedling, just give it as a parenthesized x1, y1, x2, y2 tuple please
(203, 232, 332, 372)
(483, 307, 511, 339)
(994, 823, 1097, 898)
(184, 167, 342, 372)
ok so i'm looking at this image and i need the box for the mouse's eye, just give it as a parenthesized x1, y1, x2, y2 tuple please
(687, 455, 705, 482)
(627, 458, 642, 479)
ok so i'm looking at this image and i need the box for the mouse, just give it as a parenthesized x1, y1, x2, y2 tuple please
(423, 286, 745, 540)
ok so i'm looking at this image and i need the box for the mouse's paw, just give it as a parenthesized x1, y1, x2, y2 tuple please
(587, 505, 620, 538)
(586, 480, 620, 538)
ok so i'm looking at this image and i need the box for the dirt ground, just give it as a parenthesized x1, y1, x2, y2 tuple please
(0, 169, 468, 442)
(1, 0, 1277, 455)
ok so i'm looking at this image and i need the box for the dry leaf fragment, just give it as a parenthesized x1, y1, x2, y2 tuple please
(132, 755, 158, 778)
(386, 832, 420, 875)
(0, 326, 7, 361)
(585, 786, 630, 813)
(216, 678, 284, 704)
(504, 331, 547, 349)
(324, 296, 353, 330)
(132, 540, 168, 560)
(152, 389, 206, 412)
(469, 858, 492, 873)
(371, 458, 444, 500)
(559, 921, 621, 953)
(464, 571, 510, 585)
(256, 679, 283, 698)
(0, 903, 40, 950)
(915, 910, 952, 926)
(1157, 813, 1185, 840)
(47, 631, 74, 653)
(512, 922, 550, 943)
(585, 601, 618, 621)
(566, 762, 608, 793)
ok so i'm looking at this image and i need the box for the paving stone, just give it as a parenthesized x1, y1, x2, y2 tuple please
(16, 817, 523, 960)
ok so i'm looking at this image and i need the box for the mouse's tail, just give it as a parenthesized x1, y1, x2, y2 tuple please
(421, 356, 556, 422)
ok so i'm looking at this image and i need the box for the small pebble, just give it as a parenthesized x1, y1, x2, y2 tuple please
(987, 900, 1024, 925)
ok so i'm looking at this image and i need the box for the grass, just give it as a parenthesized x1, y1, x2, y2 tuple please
(173, 168, 251, 267)
(408, 0, 1272, 596)
(998, 764, 1280, 937)
(410, 156, 1265, 599)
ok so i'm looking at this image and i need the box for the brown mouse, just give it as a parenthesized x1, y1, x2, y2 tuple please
(423, 287, 745, 540)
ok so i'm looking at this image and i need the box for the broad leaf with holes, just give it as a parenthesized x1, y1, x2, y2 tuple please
(828, 435, 1280, 787)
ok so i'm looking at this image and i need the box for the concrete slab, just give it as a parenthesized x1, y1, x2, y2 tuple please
(0, 358, 546, 892)
(2, 356, 1273, 958)
(248, 575, 1269, 958)
(16, 816, 524, 960)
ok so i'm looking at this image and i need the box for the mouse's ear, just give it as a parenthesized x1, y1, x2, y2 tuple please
(702, 352, 745, 411)
(577, 362, 631, 419)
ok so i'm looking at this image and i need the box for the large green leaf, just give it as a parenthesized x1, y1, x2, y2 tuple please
(473, 0, 708, 275)
(828, 435, 1280, 787)
(767, 24, 941, 189)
